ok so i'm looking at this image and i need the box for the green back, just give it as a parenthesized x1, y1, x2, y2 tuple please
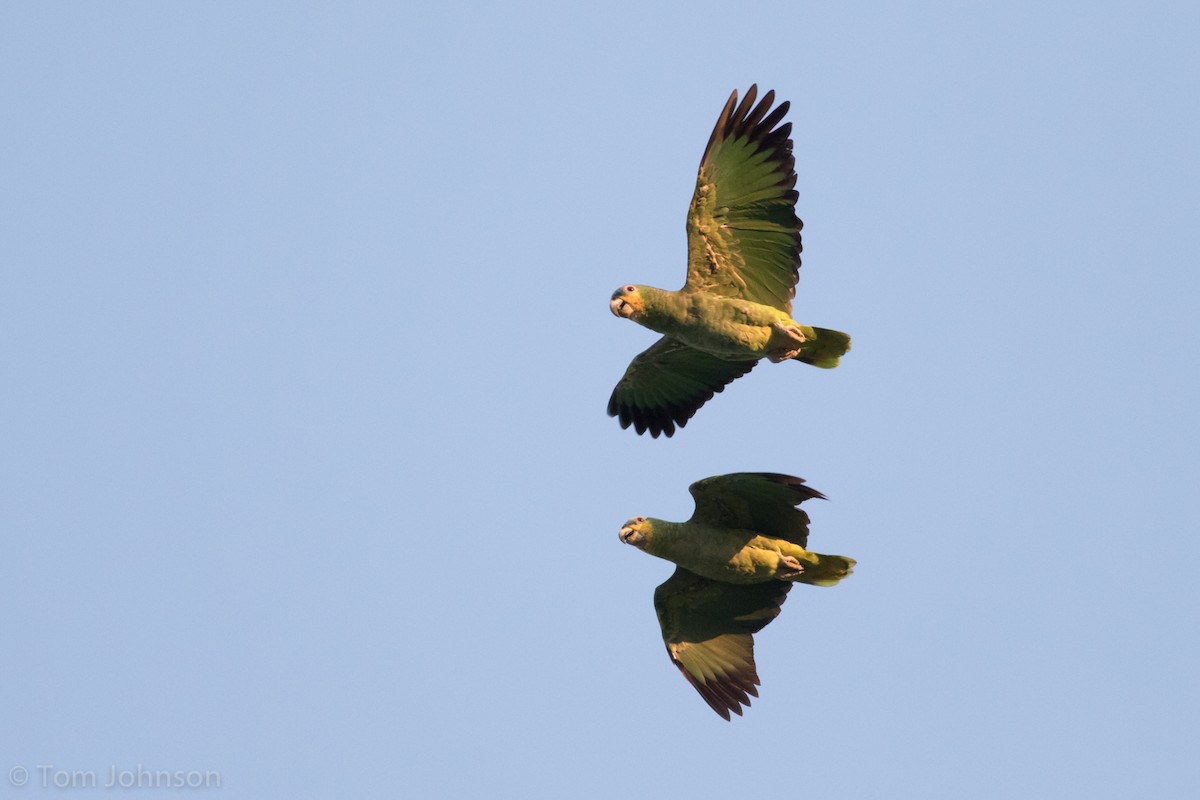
(687, 472, 825, 547)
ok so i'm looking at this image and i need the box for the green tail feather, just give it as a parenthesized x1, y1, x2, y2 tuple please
(800, 554, 856, 587)
(796, 327, 852, 369)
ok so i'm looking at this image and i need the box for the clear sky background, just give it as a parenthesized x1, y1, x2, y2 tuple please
(3, 2, 1198, 797)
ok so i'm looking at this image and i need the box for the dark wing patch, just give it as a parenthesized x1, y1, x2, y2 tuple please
(685, 85, 803, 312)
(653, 568, 792, 720)
(607, 337, 756, 438)
(688, 472, 825, 547)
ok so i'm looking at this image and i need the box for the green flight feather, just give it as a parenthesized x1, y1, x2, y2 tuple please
(685, 85, 802, 312)
(654, 568, 791, 720)
(607, 337, 756, 438)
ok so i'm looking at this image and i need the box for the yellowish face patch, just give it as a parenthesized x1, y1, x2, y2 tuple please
(609, 285, 645, 318)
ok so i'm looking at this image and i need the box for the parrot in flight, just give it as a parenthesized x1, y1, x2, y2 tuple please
(618, 472, 855, 719)
(608, 85, 851, 437)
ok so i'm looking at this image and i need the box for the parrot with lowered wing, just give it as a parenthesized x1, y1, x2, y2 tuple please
(618, 472, 855, 719)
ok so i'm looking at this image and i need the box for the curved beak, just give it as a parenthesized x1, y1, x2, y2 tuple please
(619, 526, 638, 544)
(610, 297, 630, 318)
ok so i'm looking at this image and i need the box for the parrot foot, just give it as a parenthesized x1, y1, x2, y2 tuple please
(767, 349, 801, 363)
(775, 554, 806, 580)
(767, 322, 807, 363)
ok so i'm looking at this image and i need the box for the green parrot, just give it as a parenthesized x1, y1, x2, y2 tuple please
(618, 472, 855, 719)
(608, 85, 851, 437)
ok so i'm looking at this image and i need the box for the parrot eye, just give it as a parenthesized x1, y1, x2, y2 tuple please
(625, 285, 636, 293)
(635, 516, 646, 523)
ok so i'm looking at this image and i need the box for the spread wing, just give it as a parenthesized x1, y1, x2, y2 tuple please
(654, 567, 792, 720)
(607, 338, 756, 438)
(688, 472, 825, 547)
(685, 85, 802, 312)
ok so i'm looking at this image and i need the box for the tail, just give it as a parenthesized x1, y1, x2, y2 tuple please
(799, 553, 856, 587)
(796, 327, 851, 369)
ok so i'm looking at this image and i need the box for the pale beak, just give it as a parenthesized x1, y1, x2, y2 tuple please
(619, 526, 635, 543)
(610, 297, 628, 318)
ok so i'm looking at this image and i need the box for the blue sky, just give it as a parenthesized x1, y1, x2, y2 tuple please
(2, 2, 1198, 797)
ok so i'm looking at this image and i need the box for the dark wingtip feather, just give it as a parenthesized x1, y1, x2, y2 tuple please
(702, 87, 742, 165)
(606, 388, 713, 440)
(760, 472, 828, 503)
(758, 100, 790, 133)
(675, 661, 761, 721)
(733, 84, 758, 121)
(607, 397, 685, 439)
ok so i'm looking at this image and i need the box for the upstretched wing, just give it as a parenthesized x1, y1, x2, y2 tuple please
(607, 338, 756, 438)
(688, 472, 825, 547)
(654, 567, 792, 720)
(685, 85, 802, 312)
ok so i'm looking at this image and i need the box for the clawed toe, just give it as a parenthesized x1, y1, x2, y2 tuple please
(767, 348, 801, 363)
(775, 554, 806, 580)
(768, 322, 806, 362)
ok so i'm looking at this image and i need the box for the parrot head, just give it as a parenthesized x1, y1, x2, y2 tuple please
(610, 285, 645, 319)
(618, 516, 652, 548)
